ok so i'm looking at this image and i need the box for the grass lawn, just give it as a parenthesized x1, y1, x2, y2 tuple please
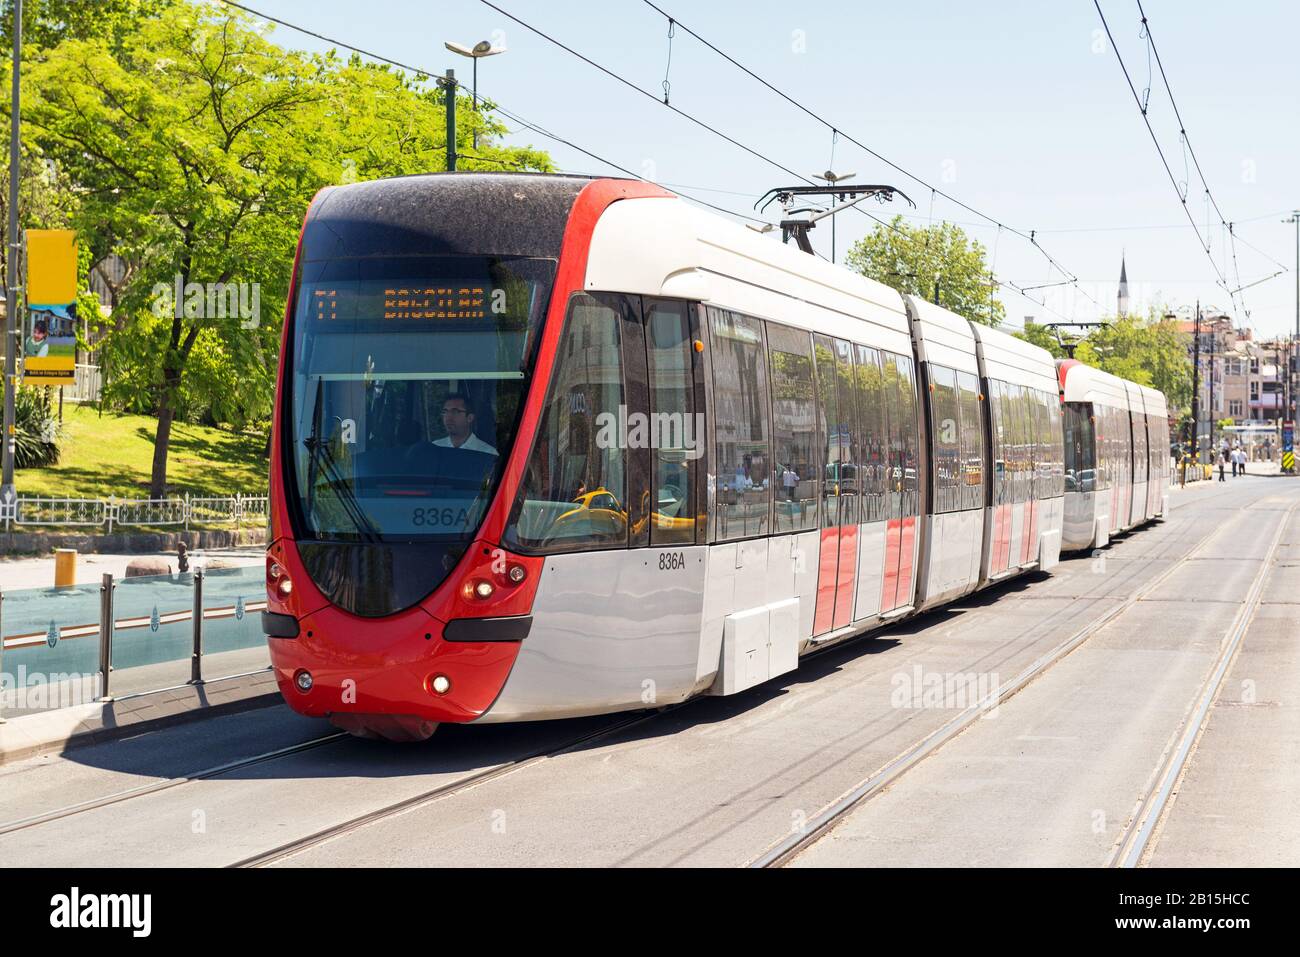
(15, 403, 269, 499)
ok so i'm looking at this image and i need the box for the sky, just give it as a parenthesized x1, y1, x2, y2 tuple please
(232, 0, 1300, 338)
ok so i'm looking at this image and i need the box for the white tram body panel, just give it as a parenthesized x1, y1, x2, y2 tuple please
(482, 194, 1153, 723)
(1058, 360, 1159, 552)
(485, 197, 919, 720)
(904, 296, 984, 612)
(969, 321, 1065, 580)
(1141, 384, 1171, 520)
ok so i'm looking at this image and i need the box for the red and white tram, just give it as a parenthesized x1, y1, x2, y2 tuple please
(1058, 359, 1169, 552)
(262, 174, 1165, 740)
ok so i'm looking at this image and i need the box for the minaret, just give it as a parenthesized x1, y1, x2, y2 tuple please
(1117, 253, 1130, 316)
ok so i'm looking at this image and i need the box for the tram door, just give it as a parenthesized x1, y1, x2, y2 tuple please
(811, 336, 869, 635)
(880, 353, 920, 612)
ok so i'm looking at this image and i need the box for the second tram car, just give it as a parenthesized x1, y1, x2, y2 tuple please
(263, 173, 1167, 740)
(1058, 359, 1169, 552)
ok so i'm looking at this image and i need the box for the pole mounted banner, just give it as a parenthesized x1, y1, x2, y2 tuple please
(22, 229, 79, 387)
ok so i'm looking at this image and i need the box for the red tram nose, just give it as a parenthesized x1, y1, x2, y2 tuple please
(268, 602, 523, 724)
(265, 539, 543, 726)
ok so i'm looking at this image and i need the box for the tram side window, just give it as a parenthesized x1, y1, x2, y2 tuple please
(1133, 408, 1148, 484)
(895, 354, 921, 519)
(855, 344, 888, 524)
(767, 323, 818, 533)
(710, 309, 771, 541)
(882, 352, 906, 521)
(645, 299, 698, 546)
(1034, 389, 1049, 500)
(1047, 395, 1065, 497)
(989, 380, 1007, 506)
(834, 339, 861, 526)
(1014, 386, 1031, 504)
(957, 371, 983, 510)
(929, 364, 961, 513)
(813, 335, 841, 529)
(504, 293, 628, 552)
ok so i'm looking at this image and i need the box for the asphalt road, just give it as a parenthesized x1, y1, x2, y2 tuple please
(1, 474, 1293, 867)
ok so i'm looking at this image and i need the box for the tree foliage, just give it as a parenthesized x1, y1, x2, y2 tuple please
(845, 216, 1005, 326)
(19, 1, 554, 494)
(1014, 311, 1192, 413)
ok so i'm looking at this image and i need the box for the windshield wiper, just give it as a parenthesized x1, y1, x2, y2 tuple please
(303, 379, 381, 542)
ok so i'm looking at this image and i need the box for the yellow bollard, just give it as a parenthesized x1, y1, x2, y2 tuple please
(54, 548, 77, 588)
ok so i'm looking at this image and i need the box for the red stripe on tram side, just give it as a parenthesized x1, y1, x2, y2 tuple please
(813, 527, 840, 636)
(1027, 498, 1039, 564)
(994, 503, 1008, 574)
(881, 518, 901, 611)
(897, 515, 917, 606)
(833, 523, 858, 630)
(998, 503, 1011, 573)
(1024, 496, 1034, 564)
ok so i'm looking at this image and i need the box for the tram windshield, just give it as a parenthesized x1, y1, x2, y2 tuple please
(286, 255, 554, 542)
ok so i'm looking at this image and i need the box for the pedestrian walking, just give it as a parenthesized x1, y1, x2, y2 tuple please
(1231, 446, 1239, 477)
(1219, 458, 1226, 482)
(1236, 447, 1247, 476)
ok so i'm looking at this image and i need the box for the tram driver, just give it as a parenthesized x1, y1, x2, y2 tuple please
(435, 392, 498, 456)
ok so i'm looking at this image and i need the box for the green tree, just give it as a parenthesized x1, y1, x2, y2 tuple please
(1073, 311, 1191, 412)
(22, 1, 553, 495)
(845, 216, 1005, 326)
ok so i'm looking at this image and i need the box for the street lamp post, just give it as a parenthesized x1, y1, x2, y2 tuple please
(1, 0, 22, 502)
(444, 40, 506, 151)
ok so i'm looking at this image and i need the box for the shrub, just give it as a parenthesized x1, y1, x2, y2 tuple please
(13, 386, 61, 468)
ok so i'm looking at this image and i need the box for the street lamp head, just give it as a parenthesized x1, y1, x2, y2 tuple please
(445, 39, 506, 58)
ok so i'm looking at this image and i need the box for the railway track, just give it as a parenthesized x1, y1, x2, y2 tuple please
(0, 479, 1249, 866)
(1108, 499, 1296, 868)
(747, 494, 1291, 868)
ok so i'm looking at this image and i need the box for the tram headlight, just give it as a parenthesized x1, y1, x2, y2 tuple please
(464, 578, 495, 601)
(277, 577, 293, 598)
(294, 669, 313, 692)
(506, 563, 527, 585)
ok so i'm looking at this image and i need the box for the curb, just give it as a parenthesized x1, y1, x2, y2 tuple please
(0, 669, 283, 766)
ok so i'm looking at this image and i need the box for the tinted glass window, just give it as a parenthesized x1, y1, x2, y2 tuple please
(895, 354, 921, 518)
(768, 323, 819, 533)
(645, 299, 698, 545)
(813, 334, 842, 528)
(505, 293, 628, 552)
(711, 309, 771, 540)
(288, 255, 552, 543)
(957, 371, 983, 510)
(835, 340, 860, 526)
(929, 364, 961, 513)
(855, 345, 888, 524)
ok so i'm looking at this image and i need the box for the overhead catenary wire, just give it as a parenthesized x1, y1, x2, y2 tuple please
(476, 0, 1078, 323)
(1094, 0, 1294, 333)
(215, 0, 774, 227)
(636, 0, 1102, 313)
(223, 0, 1069, 324)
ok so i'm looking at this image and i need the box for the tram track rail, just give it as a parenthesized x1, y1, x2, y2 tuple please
(239, 494, 1220, 869)
(0, 479, 1248, 865)
(1108, 499, 1297, 868)
(229, 708, 672, 867)
(0, 732, 349, 837)
(747, 493, 1288, 868)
